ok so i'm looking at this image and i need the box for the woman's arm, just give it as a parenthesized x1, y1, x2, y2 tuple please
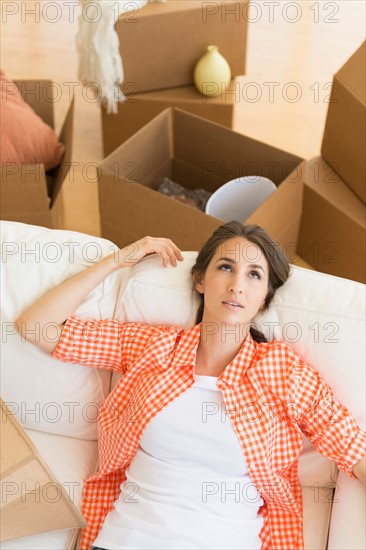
(353, 456, 366, 488)
(15, 237, 183, 353)
(286, 356, 366, 486)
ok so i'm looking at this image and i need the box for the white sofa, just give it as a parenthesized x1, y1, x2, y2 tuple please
(1, 221, 365, 550)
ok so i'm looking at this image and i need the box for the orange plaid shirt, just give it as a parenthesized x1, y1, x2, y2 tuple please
(52, 317, 366, 550)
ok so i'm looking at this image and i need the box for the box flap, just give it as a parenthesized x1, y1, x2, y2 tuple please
(336, 41, 365, 105)
(303, 156, 365, 227)
(102, 87, 234, 157)
(134, 79, 239, 105)
(98, 173, 221, 250)
(172, 108, 303, 186)
(101, 109, 173, 180)
(172, 157, 222, 192)
(14, 80, 55, 128)
(321, 75, 365, 203)
(297, 156, 365, 282)
(50, 97, 75, 206)
(246, 163, 305, 249)
(299, 183, 365, 283)
(0, 164, 50, 214)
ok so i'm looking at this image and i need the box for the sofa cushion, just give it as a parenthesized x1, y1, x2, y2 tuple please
(327, 471, 366, 550)
(114, 251, 199, 328)
(302, 485, 333, 550)
(0, 221, 126, 439)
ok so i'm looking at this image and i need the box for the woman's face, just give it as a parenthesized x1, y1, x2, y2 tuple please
(195, 237, 269, 331)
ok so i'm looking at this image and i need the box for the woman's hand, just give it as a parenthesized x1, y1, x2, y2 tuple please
(115, 236, 184, 268)
(353, 456, 366, 488)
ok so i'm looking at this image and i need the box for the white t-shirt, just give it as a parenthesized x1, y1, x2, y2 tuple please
(93, 373, 263, 549)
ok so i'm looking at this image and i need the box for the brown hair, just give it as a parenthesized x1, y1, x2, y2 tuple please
(191, 221, 291, 343)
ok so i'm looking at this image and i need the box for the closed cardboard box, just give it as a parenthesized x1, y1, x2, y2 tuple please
(247, 156, 366, 284)
(0, 80, 74, 228)
(98, 108, 303, 251)
(321, 41, 365, 204)
(102, 79, 238, 157)
(117, 0, 249, 95)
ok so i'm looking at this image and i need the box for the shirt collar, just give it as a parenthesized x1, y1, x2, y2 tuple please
(173, 323, 257, 387)
(219, 332, 257, 387)
(172, 323, 201, 369)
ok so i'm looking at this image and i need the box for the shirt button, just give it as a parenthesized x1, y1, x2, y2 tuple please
(237, 423, 244, 431)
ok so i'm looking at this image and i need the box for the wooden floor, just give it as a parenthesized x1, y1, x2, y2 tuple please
(1, 0, 365, 240)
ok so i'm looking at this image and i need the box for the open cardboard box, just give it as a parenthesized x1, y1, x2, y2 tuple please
(102, 79, 238, 157)
(98, 107, 303, 250)
(117, 0, 249, 95)
(321, 41, 365, 204)
(98, 107, 365, 283)
(0, 80, 74, 228)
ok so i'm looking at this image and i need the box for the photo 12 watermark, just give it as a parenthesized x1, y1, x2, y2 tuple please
(201, 395, 343, 426)
(1, 480, 82, 505)
(201, 80, 338, 105)
(2, 400, 100, 425)
(201, 1, 340, 24)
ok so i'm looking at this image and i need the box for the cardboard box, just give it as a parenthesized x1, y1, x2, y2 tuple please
(0, 399, 85, 542)
(102, 79, 238, 157)
(98, 108, 303, 251)
(247, 156, 366, 284)
(117, 0, 249, 95)
(0, 80, 74, 228)
(321, 41, 365, 204)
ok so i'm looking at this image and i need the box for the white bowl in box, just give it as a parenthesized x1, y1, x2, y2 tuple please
(205, 176, 277, 222)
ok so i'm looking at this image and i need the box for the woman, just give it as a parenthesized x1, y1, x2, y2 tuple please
(16, 222, 366, 550)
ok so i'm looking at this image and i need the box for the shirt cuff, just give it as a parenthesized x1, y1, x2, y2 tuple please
(337, 428, 366, 479)
(51, 315, 83, 363)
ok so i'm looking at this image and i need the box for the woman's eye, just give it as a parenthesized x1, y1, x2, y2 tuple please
(250, 270, 261, 279)
(219, 264, 232, 271)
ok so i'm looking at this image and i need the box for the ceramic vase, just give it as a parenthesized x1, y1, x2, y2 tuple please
(193, 45, 231, 97)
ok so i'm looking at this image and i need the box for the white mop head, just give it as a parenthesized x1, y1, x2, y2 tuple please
(76, 0, 149, 114)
